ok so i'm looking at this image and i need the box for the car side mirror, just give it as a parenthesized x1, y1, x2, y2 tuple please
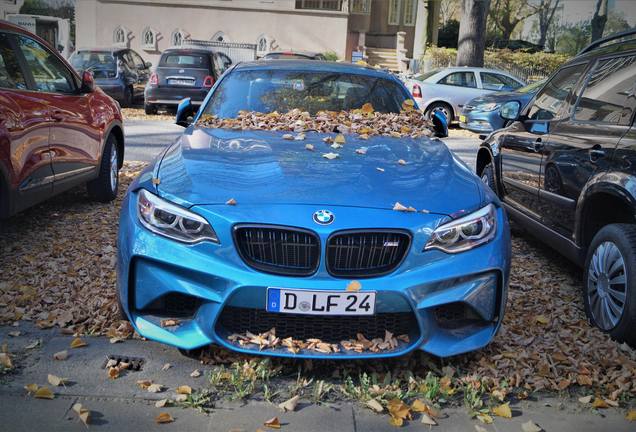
(80, 70, 95, 93)
(431, 110, 448, 138)
(500, 101, 521, 121)
(176, 98, 196, 127)
(145, 61, 152, 69)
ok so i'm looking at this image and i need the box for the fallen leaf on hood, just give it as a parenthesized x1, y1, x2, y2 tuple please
(522, 420, 543, 432)
(24, 383, 39, 394)
(346, 281, 361, 292)
(282, 134, 294, 140)
(70, 337, 87, 349)
(225, 198, 237, 206)
(53, 350, 68, 361)
(294, 133, 305, 141)
(190, 369, 201, 378)
(376, 167, 385, 172)
(155, 399, 169, 408)
(73, 403, 91, 426)
(330, 143, 343, 149)
(402, 99, 415, 111)
(156, 412, 174, 424)
(578, 395, 593, 404)
(393, 202, 408, 211)
(8, 331, 20, 337)
(592, 398, 609, 409)
(398, 159, 407, 165)
(421, 413, 437, 426)
(322, 136, 334, 144)
(334, 134, 346, 144)
(476, 413, 493, 424)
(148, 383, 164, 393)
(305, 144, 314, 151)
(176, 385, 192, 395)
(361, 103, 374, 114)
(34, 386, 54, 399)
(161, 363, 171, 371)
(160, 319, 180, 327)
(322, 152, 339, 160)
(278, 395, 300, 412)
(355, 147, 367, 155)
(492, 402, 512, 418)
(47, 374, 67, 386)
(366, 399, 383, 413)
(626, 410, 636, 421)
(535, 315, 549, 325)
(0, 353, 12, 369)
(264, 417, 281, 429)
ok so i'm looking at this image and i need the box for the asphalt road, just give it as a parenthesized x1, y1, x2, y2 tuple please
(123, 120, 481, 170)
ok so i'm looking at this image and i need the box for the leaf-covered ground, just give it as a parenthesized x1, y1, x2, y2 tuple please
(0, 162, 634, 413)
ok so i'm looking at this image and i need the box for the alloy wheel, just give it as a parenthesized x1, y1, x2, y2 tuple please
(587, 241, 627, 330)
(109, 144, 118, 192)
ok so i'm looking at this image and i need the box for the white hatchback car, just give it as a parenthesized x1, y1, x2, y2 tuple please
(403, 67, 525, 122)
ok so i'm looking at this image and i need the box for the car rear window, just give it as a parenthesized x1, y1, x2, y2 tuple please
(203, 70, 410, 117)
(160, 53, 210, 68)
(69, 51, 116, 78)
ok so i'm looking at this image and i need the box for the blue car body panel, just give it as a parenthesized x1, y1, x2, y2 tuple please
(460, 90, 536, 133)
(117, 61, 511, 359)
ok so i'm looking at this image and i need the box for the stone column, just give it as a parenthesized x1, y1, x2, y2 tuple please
(396, 31, 408, 73)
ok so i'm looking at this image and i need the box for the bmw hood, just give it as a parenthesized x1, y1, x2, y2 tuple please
(155, 127, 483, 216)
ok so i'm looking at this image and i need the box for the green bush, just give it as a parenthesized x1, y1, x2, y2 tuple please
(322, 51, 339, 61)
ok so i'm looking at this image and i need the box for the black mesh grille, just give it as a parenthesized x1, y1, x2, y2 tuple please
(326, 230, 411, 277)
(234, 225, 320, 276)
(216, 306, 418, 344)
(141, 293, 201, 318)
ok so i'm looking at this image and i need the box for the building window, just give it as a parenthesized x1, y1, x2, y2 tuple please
(171, 29, 189, 46)
(388, 0, 401, 25)
(403, 0, 417, 26)
(350, 0, 371, 14)
(141, 27, 158, 51)
(295, 0, 343, 11)
(211, 31, 228, 43)
(113, 26, 129, 48)
(256, 34, 270, 55)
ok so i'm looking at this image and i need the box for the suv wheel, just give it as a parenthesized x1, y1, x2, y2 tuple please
(87, 134, 119, 202)
(584, 224, 636, 346)
(480, 163, 496, 192)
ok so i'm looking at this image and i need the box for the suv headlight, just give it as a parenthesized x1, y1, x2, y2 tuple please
(424, 204, 497, 253)
(137, 189, 219, 244)
(475, 102, 499, 112)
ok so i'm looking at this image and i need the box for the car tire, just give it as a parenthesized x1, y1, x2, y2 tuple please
(425, 102, 453, 123)
(122, 86, 134, 107)
(144, 103, 158, 115)
(178, 347, 204, 359)
(480, 163, 497, 193)
(584, 224, 636, 346)
(87, 134, 119, 202)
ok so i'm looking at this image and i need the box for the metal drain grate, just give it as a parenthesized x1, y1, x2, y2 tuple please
(101, 355, 145, 371)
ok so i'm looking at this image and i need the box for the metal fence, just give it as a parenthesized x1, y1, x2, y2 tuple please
(412, 55, 551, 83)
(181, 39, 258, 63)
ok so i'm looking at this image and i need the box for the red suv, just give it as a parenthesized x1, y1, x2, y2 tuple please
(0, 20, 124, 218)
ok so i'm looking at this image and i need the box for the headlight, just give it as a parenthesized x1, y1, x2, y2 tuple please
(424, 204, 497, 253)
(137, 189, 219, 244)
(475, 102, 499, 112)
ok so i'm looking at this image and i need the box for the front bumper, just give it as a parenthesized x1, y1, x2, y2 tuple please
(117, 192, 511, 359)
(459, 110, 498, 133)
(145, 86, 209, 106)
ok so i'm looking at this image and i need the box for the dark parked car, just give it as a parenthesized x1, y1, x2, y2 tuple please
(0, 20, 124, 218)
(144, 48, 232, 114)
(261, 51, 326, 60)
(69, 47, 151, 106)
(476, 30, 636, 346)
(460, 79, 545, 133)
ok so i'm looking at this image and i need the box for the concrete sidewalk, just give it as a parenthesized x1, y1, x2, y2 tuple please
(0, 324, 633, 432)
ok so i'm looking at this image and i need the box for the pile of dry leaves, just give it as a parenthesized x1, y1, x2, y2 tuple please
(197, 102, 433, 139)
(1, 161, 635, 401)
(228, 328, 409, 354)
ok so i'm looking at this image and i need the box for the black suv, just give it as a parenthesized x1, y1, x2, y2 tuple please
(476, 30, 636, 346)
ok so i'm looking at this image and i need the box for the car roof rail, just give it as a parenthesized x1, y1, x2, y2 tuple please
(579, 28, 636, 55)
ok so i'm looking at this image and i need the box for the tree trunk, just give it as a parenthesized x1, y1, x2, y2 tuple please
(537, 0, 560, 49)
(457, 0, 491, 67)
(591, 0, 608, 42)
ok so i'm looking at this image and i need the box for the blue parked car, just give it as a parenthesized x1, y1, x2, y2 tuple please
(460, 80, 546, 134)
(117, 60, 511, 359)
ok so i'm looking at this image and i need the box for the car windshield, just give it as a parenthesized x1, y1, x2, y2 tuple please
(70, 51, 116, 73)
(160, 53, 209, 68)
(516, 79, 545, 94)
(203, 70, 410, 117)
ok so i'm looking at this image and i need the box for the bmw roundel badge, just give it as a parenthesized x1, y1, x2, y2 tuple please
(313, 209, 335, 225)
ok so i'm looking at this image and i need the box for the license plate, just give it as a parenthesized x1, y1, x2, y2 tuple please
(168, 79, 194, 86)
(266, 288, 376, 316)
(459, 115, 467, 123)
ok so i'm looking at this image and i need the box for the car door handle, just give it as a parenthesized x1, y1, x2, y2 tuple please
(533, 138, 544, 152)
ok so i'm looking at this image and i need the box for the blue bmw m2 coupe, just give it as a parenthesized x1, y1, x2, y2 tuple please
(117, 60, 511, 359)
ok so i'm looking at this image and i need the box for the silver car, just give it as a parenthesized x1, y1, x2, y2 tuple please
(403, 67, 525, 121)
